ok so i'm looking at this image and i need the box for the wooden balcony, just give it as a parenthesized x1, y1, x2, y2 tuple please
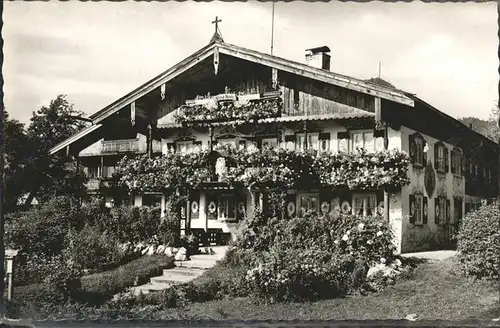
(102, 139, 144, 154)
(85, 178, 115, 191)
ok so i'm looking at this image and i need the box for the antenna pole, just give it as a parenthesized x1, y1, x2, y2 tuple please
(378, 61, 381, 78)
(271, 1, 275, 55)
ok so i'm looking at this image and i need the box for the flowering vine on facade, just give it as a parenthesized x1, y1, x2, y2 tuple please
(113, 144, 411, 193)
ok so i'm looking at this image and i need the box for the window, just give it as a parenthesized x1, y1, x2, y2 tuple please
(319, 133, 331, 153)
(352, 193, 377, 216)
(434, 143, 448, 173)
(261, 137, 278, 149)
(351, 131, 374, 153)
(297, 193, 319, 215)
(175, 141, 194, 154)
(206, 193, 245, 221)
(435, 196, 449, 225)
(409, 134, 426, 166)
(295, 133, 319, 151)
(87, 165, 101, 178)
(142, 194, 162, 207)
(218, 194, 236, 220)
(102, 166, 116, 178)
(409, 193, 427, 225)
(218, 138, 237, 148)
(451, 148, 463, 176)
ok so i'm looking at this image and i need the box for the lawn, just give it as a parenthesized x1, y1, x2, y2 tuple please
(12, 254, 175, 312)
(133, 256, 499, 321)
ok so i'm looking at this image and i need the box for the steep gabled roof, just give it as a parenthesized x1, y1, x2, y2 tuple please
(88, 40, 414, 125)
(50, 38, 415, 155)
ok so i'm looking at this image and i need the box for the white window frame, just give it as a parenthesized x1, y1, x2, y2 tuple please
(436, 144, 446, 172)
(295, 133, 319, 152)
(352, 193, 377, 216)
(414, 136, 425, 166)
(350, 130, 375, 153)
(297, 192, 319, 215)
(175, 140, 195, 154)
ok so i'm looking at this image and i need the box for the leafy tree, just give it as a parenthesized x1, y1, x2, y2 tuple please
(458, 104, 500, 142)
(21, 95, 88, 207)
(4, 112, 31, 212)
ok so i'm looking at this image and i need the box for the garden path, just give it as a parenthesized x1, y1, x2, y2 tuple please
(127, 246, 230, 296)
(401, 250, 457, 261)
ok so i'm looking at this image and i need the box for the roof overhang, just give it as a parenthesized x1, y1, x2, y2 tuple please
(49, 123, 103, 155)
(51, 39, 415, 154)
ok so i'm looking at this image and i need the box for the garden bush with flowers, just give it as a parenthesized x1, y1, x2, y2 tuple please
(234, 210, 398, 302)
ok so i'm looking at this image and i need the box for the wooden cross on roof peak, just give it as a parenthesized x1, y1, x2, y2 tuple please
(212, 16, 222, 33)
(210, 16, 224, 43)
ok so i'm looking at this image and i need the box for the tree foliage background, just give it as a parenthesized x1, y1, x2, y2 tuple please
(4, 95, 88, 213)
(457, 104, 500, 142)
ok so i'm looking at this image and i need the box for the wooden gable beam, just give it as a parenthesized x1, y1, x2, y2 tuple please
(218, 46, 414, 107)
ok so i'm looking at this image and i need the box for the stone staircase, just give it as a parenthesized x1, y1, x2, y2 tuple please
(128, 246, 229, 296)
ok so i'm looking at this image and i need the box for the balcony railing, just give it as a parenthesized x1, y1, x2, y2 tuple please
(85, 178, 101, 191)
(102, 139, 143, 153)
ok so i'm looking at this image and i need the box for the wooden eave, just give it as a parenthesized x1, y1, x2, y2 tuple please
(217, 42, 415, 107)
(52, 39, 415, 154)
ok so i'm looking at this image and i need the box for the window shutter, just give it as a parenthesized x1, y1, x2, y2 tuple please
(373, 129, 384, 138)
(446, 199, 451, 224)
(408, 134, 416, 163)
(409, 194, 416, 224)
(337, 131, 350, 153)
(434, 198, 440, 225)
(319, 132, 330, 140)
(434, 144, 439, 169)
(206, 194, 217, 220)
(190, 191, 200, 220)
(450, 151, 455, 174)
(422, 196, 428, 224)
(285, 193, 296, 219)
(284, 135, 295, 142)
(444, 148, 449, 172)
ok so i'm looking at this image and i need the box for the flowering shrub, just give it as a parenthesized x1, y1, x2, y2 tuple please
(115, 145, 410, 192)
(457, 201, 500, 280)
(174, 98, 282, 125)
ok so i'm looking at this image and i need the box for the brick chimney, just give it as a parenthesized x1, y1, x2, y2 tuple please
(305, 46, 331, 70)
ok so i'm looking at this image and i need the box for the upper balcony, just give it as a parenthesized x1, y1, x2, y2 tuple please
(172, 91, 282, 126)
(79, 138, 162, 157)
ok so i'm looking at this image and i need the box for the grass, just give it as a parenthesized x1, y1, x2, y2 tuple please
(12, 254, 175, 311)
(139, 256, 499, 321)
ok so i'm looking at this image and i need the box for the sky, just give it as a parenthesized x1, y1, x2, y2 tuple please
(3, 1, 498, 124)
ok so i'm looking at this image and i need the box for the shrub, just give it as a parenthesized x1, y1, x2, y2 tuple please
(244, 245, 357, 302)
(6, 196, 82, 257)
(457, 201, 500, 280)
(63, 224, 137, 273)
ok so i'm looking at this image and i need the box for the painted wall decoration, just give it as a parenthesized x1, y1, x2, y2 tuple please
(424, 160, 436, 198)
